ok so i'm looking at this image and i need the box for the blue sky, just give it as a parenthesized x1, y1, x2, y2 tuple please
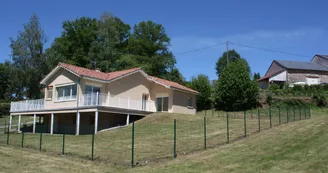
(1, 0, 327, 80)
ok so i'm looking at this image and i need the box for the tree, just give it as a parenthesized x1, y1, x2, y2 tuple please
(214, 59, 259, 111)
(46, 17, 98, 69)
(188, 74, 212, 111)
(215, 50, 250, 76)
(163, 68, 185, 85)
(252, 72, 261, 81)
(125, 21, 176, 77)
(10, 14, 47, 99)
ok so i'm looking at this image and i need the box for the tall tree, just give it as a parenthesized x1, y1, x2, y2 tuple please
(215, 50, 250, 77)
(124, 21, 176, 77)
(214, 59, 259, 111)
(10, 14, 47, 99)
(188, 74, 212, 111)
(252, 72, 261, 81)
(46, 17, 98, 69)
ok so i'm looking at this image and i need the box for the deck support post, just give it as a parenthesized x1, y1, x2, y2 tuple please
(50, 113, 54, 134)
(95, 111, 98, 134)
(76, 112, 80, 135)
(9, 115, 12, 132)
(33, 114, 36, 134)
(126, 114, 130, 126)
(17, 115, 21, 132)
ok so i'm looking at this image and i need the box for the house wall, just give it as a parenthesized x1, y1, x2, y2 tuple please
(42, 69, 197, 115)
(311, 56, 328, 67)
(266, 61, 285, 75)
(259, 80, 269, 89)
(107, 72, 151, 101)
(287, 70, 328, 84)
(44, 68, 79, 109)
(150, 83, 173, 112)
(172, 90, 197, 115)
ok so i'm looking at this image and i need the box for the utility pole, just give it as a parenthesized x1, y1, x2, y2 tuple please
(226, 41, 229, 64)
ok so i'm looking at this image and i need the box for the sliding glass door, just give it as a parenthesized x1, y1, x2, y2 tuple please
(84, 85, 101, 105)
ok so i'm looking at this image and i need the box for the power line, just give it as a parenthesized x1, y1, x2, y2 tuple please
(228, 41, 311, 58)
(175, 42, 226, 55)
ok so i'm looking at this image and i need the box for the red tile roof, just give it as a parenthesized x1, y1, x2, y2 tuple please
(56, 63, 199, 94)
(148, 76, 199, 94)
(59, 63, 140, 81)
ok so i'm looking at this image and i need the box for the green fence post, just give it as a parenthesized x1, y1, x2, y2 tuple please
(287, 106, 289, 123)
(309, 107, 312, 118)
(226, 114, 229, 144)
(40, 125, 43, 151)
(258, 108, 261, 132)
(279, 107, 281, 124)
(4, 121, 6, 134)
(21, 131, 24, 148)
(131, 122, 135, 168)
(91, 125, 95, 161)
(173, 119, 176, 159)
(62, 133, 65, 155)
(299, 107, 302, 120)
(269, 107, 272, 128)
(244, 111, 247, 137)
(204, 116, 207, 149)
(6, 124, 9, 145)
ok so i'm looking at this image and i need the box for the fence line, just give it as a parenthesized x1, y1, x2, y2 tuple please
(0, 106, 311, 167)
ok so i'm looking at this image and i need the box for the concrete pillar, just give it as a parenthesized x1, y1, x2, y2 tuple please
(76, 112, 80, 135)
(9, 115, 12, 131)
(33, 114, 36, 134)
(126, 114, 130, 126)
(50, 113, 54, 135)
(17, 115, 21, 132)
(95, 111, 98, 134)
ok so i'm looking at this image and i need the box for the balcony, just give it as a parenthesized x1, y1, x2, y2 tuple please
(10, 93, 156, 113)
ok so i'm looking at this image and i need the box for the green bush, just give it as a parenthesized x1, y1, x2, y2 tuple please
(312, 93, 326, 107)
(292, 85, 303, 92)
(0, 102, 10, 117)
(268, 84, 280, 91)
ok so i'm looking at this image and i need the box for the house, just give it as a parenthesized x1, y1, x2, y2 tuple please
(9, 63, 199, 135)
(258, 54, 328, 89)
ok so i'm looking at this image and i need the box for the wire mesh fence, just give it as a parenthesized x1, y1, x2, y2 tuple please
(0, 106, 311, 167)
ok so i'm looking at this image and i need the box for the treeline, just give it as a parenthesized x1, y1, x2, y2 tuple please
(0, 12, 261, 114)
(0, 12, 183, 103)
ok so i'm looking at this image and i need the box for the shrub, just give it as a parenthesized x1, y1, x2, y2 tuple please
(312, 93, 327, 107)
(268, 83, 280, 91)
(292, 84, 303, 92)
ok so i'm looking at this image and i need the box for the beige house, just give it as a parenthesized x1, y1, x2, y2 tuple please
(10, 63, 199, 135)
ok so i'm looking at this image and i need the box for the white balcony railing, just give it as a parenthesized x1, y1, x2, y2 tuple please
(10, 93, 156, 112)
(79, 93, 156, 112)
(10, 99, 44, 112)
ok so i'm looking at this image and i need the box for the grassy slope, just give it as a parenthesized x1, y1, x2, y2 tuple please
(0, 113, 327, 172)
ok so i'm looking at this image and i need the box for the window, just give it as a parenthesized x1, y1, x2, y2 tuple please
(46, 86, 53, 100)
(56, 84, 77, 101)
(156, 97, 169, 112)
(187, 96, 193, 107)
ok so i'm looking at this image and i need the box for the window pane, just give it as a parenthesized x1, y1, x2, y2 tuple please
(156, 98, 162, 112)
(163, 97, 168, 111)
(72, 85, 77, 98)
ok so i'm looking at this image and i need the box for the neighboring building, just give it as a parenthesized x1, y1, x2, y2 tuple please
(258, 54, 328, 89)
(9, 63, 199, 135)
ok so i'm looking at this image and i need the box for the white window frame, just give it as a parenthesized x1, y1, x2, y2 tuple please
(187, 96, 193, 107)
(55, 83, 77, 102)
(46, 86, 53, 101)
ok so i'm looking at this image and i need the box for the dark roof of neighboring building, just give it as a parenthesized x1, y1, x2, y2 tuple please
(274, 60, 328, 72)
(315, 54, 328, 60)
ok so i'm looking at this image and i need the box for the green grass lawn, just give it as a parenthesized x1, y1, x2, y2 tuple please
(0, 109, 326, 173)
